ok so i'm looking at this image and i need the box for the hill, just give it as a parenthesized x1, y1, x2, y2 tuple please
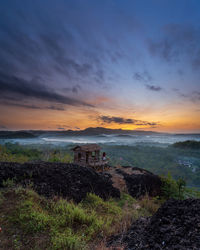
(0, 127, 163, 138)
(173, 140, 200, 149)
(0, 131, 36, 139)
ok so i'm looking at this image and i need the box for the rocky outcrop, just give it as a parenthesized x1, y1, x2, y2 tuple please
(0, 162, 120, 202)
(109, 198, 200, 249)
(106, 166, 162, 198)
(123, 171, 162, 198)
(0, 162, 162, 201)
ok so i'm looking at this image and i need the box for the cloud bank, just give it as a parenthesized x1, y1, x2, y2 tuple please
(99, 116, 159, 126)
(0, 72, 93, 109)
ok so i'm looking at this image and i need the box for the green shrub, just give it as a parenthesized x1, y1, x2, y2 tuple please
(0, 191, 4, 205)
(81, 193, 121, 215)
(161, 172, 179, 199)
(2, 178, 16, 188)
(51, 229, 85, 250)
(117, 192, 137, 208)
(161, 173, 192, 200)
(52, 199, 102, 228)
(16, 200, 50, 233)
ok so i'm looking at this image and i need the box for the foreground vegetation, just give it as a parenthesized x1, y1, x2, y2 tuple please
(0, 177, 199, 250)
(0, 141, 200, 249)
(0, 184, 161, 250)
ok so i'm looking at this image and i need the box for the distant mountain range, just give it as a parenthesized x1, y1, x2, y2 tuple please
(0, 127, 199, 139)
(0, 127, 163, 139)
(0, 131, 37, 139)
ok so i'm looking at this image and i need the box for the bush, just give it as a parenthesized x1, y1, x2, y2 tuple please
(2, 178, 16, 188)
(161, 173, 180, 199)
(160, 173, 199, 200)
(51, 229, 85, 250)
(11, 199, 50, 233)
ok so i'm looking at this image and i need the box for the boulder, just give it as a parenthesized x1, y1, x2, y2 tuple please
(110, 166, 162, 198)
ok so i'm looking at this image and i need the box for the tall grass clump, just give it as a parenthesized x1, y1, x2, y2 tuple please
(0, 187, 160, 249)
(51, 228, 86, 250)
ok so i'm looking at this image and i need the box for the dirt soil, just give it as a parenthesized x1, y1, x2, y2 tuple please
(0, 162, 120, 202)
(109, 198, 200, 250)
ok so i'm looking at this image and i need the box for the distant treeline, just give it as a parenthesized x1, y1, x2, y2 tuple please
(0, 143, 72, 163)
(173, 140, 200, 150)
(0, 131, 36, 139)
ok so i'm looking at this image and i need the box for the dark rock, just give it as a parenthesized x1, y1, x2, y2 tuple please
(109, 198, 200, 249)
(0, 162, 120, 202)
(120, 167, 162, 198)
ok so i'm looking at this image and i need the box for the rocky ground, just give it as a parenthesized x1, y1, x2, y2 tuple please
(0, 162, 162, 202)
(109, 198, 200, 250)
(104, 165, 162, 198)
(0, 162, 120, 202)
(1, 162, 199, 249)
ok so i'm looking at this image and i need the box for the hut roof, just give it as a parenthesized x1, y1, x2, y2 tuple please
(71, 144, 101, 152)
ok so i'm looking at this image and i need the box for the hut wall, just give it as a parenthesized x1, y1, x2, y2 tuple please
(74, 150, 87, 166)
(73, 148, 104, 166)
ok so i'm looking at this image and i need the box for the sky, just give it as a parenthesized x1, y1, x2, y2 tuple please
(0, 0, 200, 133)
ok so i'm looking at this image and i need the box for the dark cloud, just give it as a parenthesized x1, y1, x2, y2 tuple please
(172, 88, 200, 102)
(0, 72, 93, 108)
(172, 88, 188, 98)
(46, 105, 65, 111)
(98, 116, 159, 126)
(0, 2, 113, 90)
(193, 91, 200, 101)
(57, 127, 65, 130)
(0, 27, 102, 83)
(63, 85, 81, 94)
(56, 124, 71, 129)
(148, 38, 174, 62)
(100, 116, 134, 124)
(0, 125, 7, 129)
(0, 100, 66, 111)
(148, 24, 200, 69)
(133, 72, 163, 92)
(145, 84, 162, 91)
(94, 69, 105, 84)
(133, 71, 152, 82)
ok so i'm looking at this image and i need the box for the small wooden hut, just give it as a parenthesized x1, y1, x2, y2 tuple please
(71, 144, 107, 167)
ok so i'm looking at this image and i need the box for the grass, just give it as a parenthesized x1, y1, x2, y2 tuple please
(0, 143, 73, 163)
(0, 186, 160, 250)
(138, 195, 161, 216)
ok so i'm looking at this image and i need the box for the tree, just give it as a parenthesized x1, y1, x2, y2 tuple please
(177, 178, 186, 199)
